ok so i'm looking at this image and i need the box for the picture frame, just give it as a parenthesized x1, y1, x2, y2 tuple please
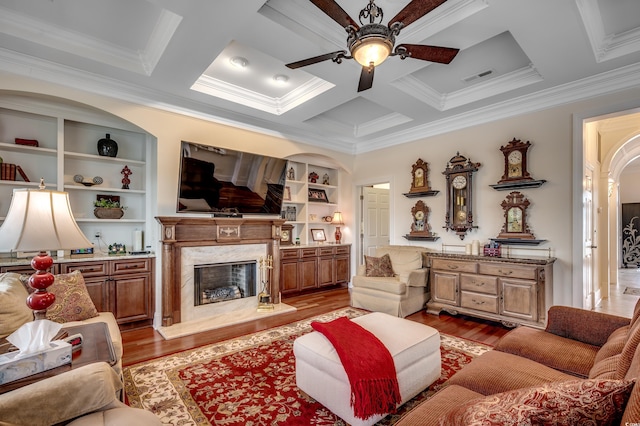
(311, 228, 326, 242)
(308, 188, 329, 203)
(283, 186, 291, 201)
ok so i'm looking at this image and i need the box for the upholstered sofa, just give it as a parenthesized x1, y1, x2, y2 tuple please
(396, 300, 640, 425)
(351, 245, 431, 318)
(0, 272, 159, 425)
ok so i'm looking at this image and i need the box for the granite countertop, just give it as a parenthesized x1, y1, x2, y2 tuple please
(427, 252, 556, 265)
(0, 252, 156, 268)
(280, 243, 351, 249)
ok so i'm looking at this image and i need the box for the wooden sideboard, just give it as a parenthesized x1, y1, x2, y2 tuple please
(424, 253, 555, 328)
(1, 255, 155, 330)
(280, 244, 350, 296)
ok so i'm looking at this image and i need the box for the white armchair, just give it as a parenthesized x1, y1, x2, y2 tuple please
(350, 245, 431, 317)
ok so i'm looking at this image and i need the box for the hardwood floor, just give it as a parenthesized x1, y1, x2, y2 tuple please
(121, 268, 640, 366)
(121, 288, 510, 367)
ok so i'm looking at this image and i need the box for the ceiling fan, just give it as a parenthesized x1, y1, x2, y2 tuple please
(286, 0, 460, 92)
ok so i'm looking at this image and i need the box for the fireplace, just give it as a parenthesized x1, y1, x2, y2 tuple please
(156, 217, 285, 326)
(194, 261, 257, 306)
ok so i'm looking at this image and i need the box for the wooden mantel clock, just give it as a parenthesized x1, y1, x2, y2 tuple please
(409, 158, 430, 193)
(443, 152, 481, 239)
(497, 191, 536, 240)
(498, 138, 533, 183)
(409, 200, 433, 237)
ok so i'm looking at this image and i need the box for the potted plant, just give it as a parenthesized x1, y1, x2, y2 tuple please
(93, 198, 126, 219)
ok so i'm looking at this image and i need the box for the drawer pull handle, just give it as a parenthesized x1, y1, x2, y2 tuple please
(447, 264, 459, 270)
(471, 299, 485, 305)
(498, 269, 513, 276)
(472, 281, 485, 286)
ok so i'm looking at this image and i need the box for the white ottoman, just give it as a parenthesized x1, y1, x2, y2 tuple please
(294, 312, 441, 426)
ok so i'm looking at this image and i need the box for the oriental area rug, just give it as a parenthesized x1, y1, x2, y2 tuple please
(124, 308, 491, 425)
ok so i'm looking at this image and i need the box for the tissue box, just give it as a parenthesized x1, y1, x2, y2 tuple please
(0, 341, 72, 385)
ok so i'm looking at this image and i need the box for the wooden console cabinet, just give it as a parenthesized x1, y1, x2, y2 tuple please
(425, 254, 555, 328)
(280, 244, 350, 295)
(1, 256, 154, 329)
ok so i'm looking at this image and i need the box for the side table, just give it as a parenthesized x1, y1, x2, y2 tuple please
(0, 321, 116, 394)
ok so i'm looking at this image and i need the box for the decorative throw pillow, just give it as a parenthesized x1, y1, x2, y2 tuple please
(0, 272, 34, 338)
(46, 270, 99, 323)
(364, 254, 395, 277)
(440, 378, 634, 426)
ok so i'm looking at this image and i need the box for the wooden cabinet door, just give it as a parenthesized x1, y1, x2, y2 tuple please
(111, 274, 153, 323)
(280, 259, 300, 294)
(83, 277, 109, 312)
(432, 271, 459, 306)
(500, 278, 538, 322)
(318, 256, 335, 287)
(335, 254, 350, 284)
(299, 258, 318, 290)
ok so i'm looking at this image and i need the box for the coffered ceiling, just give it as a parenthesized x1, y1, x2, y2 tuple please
(0, 0, 639, 154)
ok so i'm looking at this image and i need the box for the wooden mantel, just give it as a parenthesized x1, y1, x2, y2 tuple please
(156, 216, 286, 326)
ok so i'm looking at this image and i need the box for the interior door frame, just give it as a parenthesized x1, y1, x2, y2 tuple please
(354, 175, 395, 271)
(573, 99, 640, 308)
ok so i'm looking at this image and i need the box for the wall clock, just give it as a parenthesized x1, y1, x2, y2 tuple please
(409, 158, 429, 193)
(409, 200, 433, 237)
(496, 191, 536, 240)
(443, 152, 481, 239)
(498, 138, 533, 183)
(280, 224, 294, 245)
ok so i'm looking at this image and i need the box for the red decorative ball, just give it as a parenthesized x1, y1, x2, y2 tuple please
(29, 272, 55, 290)
(26, 291, 56, 311)
(31, 253, 54, 271)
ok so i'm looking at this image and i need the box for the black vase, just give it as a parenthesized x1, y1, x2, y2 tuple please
(97, 133, 118, 157)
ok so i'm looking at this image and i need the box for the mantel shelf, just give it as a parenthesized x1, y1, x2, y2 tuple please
(403, 234, 440, 241)
(403, 190, 440, 198)
(489, 180, 547, 191)
(491, 238, 547, 246)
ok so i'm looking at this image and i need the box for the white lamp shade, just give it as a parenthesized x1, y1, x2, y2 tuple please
(0, 188, 92, 252)
(332, 211, 344, 225)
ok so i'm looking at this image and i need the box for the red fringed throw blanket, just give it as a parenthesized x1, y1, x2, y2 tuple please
(311, 316, 401, 420)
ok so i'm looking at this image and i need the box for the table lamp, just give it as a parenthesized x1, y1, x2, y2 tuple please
(0, 179, 92, 319)
(332, 211, 344, 244)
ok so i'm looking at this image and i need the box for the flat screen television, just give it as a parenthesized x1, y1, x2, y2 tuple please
(177, 141, 288, 216)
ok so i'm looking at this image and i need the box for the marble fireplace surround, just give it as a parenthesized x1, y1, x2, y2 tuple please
(156, 217, 288, 328)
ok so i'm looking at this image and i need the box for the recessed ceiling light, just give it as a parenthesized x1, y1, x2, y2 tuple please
(273, 74, 289, 84)
(230, 56, 249, 68)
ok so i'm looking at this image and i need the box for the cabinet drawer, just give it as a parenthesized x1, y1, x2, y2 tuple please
(111, 258, 151, 275)
(62, 261, 108, 278)
(431, 259, 478, 273)
(478, 263, 537, 280)
(460, 291, 499, 314)
(280, 248, 300, 260)
(319, 247, 335, 256)
(460, 274, 498, 295)
(336, 246, 350, 255)
(301, 248, 318, 257)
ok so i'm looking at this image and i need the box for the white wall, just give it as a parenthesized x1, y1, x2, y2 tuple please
(353, 89, 640, 308)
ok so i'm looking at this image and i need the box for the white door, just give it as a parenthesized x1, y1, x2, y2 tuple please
(583, 168, 596, 310)
(360, 186, 390, 262)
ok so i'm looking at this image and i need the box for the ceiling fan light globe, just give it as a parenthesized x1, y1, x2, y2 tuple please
(352, 37, 392, 67)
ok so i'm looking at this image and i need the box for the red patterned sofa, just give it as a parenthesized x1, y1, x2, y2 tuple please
(396, 300, 640, 425)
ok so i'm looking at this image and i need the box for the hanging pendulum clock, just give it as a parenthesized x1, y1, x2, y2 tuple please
(443, 152, 481, 239)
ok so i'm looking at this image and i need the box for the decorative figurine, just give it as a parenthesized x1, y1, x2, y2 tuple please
(287, 167, 295, 180)
(308, 171, 319, 183)
(322, 173, 330, 185)
(121, 165, 132, 189)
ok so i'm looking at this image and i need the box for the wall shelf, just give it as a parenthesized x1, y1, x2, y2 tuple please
(403, 190, 440, 197)
(403, 234, 440, 241)
(491, 238, 547, 246)
(489, 180, 546, 191)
